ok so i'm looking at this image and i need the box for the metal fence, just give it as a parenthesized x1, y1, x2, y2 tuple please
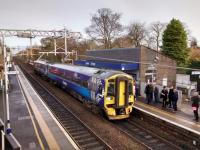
(0, 119, 21, 150)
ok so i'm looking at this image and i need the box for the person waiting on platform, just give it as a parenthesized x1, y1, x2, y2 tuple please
(154, 86, 159, 103)
(191, 92, 200, 122)
(161, 86, 168, 108)
(172, 88, 178, 111)
(145, 83, 153, 104)
(168, 86, 174, 108)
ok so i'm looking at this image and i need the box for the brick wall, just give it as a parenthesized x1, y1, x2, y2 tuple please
(140, 46, 177, 87)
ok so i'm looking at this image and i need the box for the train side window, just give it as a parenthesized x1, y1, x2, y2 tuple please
(82, 80, 88, 88)
(98, 85, 103, 94)
(107, 83, 115, 96)
(128, 83, 133, 95)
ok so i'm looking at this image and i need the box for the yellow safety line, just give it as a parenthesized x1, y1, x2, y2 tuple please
(17, 72, 45, 150)
(136, 101, 200, 127)
(17, 70, 61, 150)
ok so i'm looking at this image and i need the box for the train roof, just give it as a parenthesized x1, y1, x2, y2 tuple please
(35, 60, 132, 79)
(49, 63, 101, 75)
(34, 59, 48, 65)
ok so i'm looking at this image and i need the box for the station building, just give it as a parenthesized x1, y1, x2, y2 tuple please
(75, 46, 177, 96)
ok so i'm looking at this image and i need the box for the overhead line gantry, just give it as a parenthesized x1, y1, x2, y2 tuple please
(0, 28, 81, 59)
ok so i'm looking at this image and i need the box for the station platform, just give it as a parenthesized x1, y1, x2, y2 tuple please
(135, 96, 200, 136)
(0, 65, 79, 150)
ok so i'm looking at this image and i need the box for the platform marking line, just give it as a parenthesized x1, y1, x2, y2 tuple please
(18, 116, 31, 121)
(134, 102, 200, 135)
(16, 67, 61, 150)
(16, 73, 45, 150)
(16, 65, 79, 150)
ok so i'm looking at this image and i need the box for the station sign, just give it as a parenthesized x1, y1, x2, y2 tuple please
(191, 71, 200, 75)
(7, 71, 19, 75)
(145, 72, 155, 76)
(147, 65, 156, 70)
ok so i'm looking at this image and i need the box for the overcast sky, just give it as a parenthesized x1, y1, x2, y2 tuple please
(0, 0, 200, 48)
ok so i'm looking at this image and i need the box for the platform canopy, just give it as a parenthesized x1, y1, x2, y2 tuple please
(74, 60, 139, 71)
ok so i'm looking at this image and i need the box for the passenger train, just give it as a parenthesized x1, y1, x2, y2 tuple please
(34, 59, 135, 120)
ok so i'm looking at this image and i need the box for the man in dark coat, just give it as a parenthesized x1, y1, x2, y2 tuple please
(191, 92, 200, 122)
(154, 86, 159, 103)
(145, 84, 153, 104)
(172, 89, 178, 111)
(149, 84, 154, 103)
(161, 86, 168, 108)
(168, 86, 174, 108)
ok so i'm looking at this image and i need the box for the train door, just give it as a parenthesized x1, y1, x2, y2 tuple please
(115, 77, 128, 108)
(119, 81, 125, 106)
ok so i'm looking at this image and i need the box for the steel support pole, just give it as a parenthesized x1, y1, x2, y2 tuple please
(75, 51, 77, 60)
(2, 82, 5, 134)
(54, 34, 57, 56)
(30, 37, 32, 59)
(64, 28, 67, 55)
(2, 35, 11, 134)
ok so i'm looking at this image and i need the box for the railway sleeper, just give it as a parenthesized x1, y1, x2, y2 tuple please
(62, 121, 78, 126)
(70, 130, 89, 136)
(58, 116, 76, 121)
(148, 139, 159, 144)
(57, 116, 75, 121)
(81, 141, 102, 149)
(67, 127, 85, 133)
(53, 108, 67, 112)
(157, 143, 166, 147)
(77, 137, 96, 144)
(56, 115, 73, 120)
(87, 146, 105, 150)
(144, 135, 152, 139)
(65, 125, 83, 130)
(78, 139, 99, 146)
(63, 123, 78, 128)
(73, 133, 91, 140)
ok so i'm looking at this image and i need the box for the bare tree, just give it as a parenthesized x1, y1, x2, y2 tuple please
(145, 32, 155, 49)
(127, 22, 146, 47)
(112, 36, 132, 48)
(150, 21, 165, 51)
(190, 37, 198, 48)
(86, 8, 122, 49)
(41, 37, 54, 51)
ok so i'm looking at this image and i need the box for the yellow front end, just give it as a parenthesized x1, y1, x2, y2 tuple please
(104, 74, 135, 120)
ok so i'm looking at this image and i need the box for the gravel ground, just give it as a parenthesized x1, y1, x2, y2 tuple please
(23, 63, 148, 150)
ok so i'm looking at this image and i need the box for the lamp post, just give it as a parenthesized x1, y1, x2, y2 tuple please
(2, 35, 11, 134)
(64, 27, 67, 55)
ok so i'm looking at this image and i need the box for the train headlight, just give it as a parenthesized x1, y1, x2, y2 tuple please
(106, 97, 113, 100)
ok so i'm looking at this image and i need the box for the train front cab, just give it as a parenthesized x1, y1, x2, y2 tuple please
(104, 74, 134, 120)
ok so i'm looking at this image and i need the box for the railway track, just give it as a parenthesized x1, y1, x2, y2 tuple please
(114, 118, 182, 150)
(18, 64, 112, 150)
(131, 108, 200, 149)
